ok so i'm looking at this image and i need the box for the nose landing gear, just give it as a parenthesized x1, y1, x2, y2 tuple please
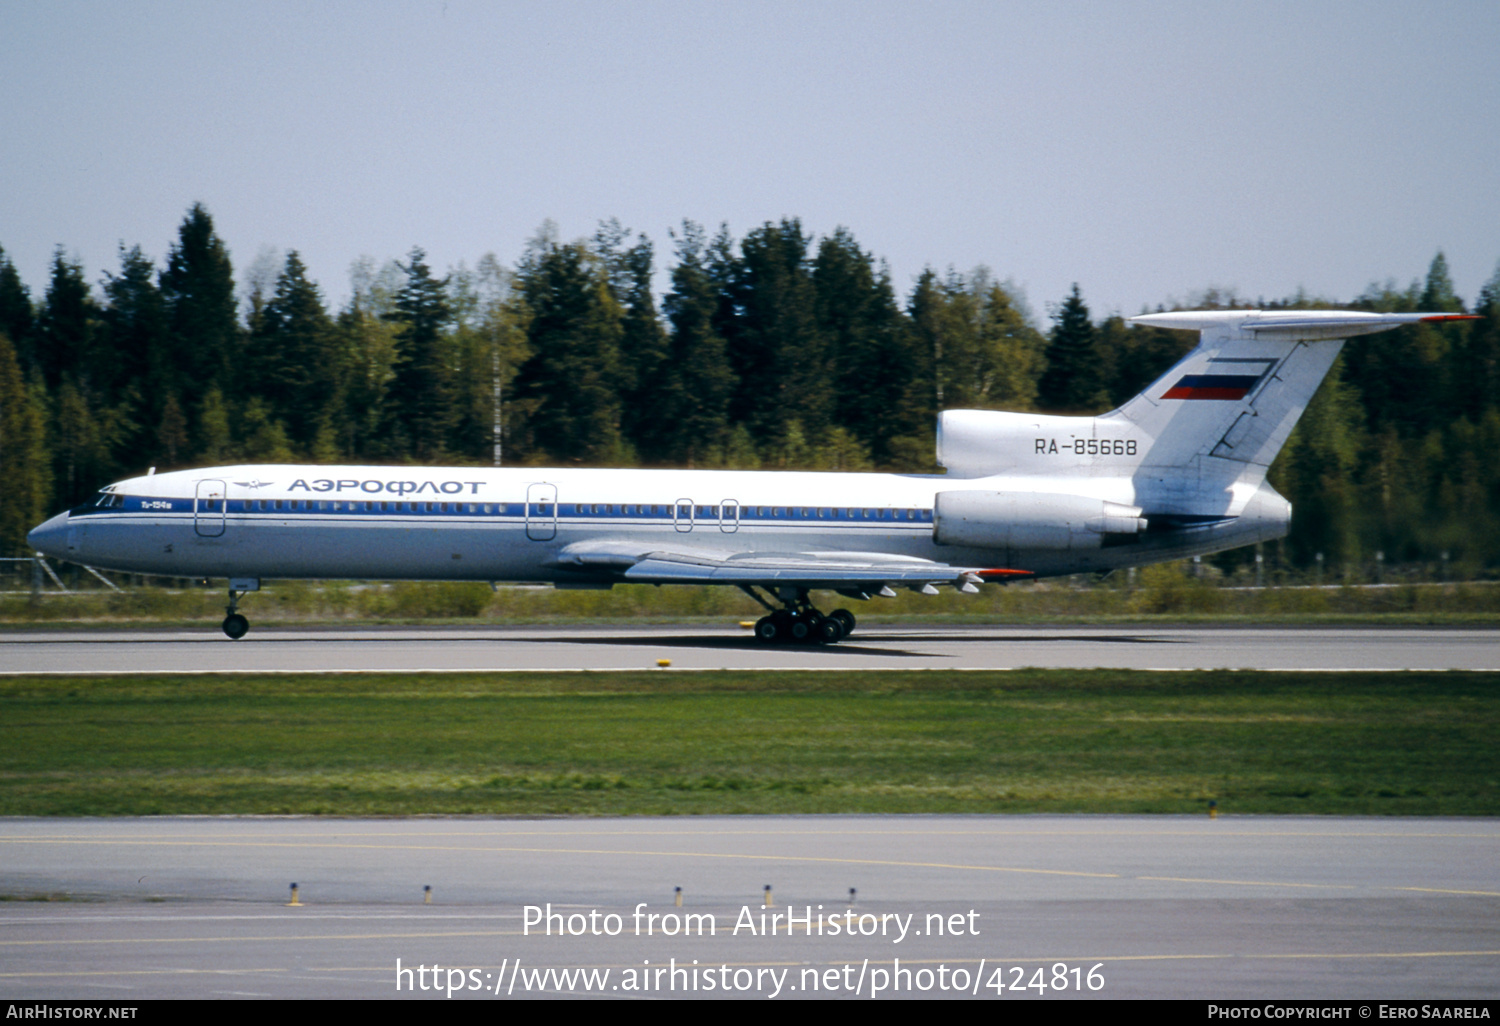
(221, 578, 259, 639)
(743, 586, 857, 645)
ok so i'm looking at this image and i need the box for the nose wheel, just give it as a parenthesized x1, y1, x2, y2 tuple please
(222, 586, 251, 639)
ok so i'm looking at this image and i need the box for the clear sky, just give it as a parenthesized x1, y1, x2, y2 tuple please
(2, 0, 1497, 320)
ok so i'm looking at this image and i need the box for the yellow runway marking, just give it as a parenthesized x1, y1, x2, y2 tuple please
(0, 839, 1119, 879)
(1394, 886, 1500, 897)
(1136, 875, 1354, 889)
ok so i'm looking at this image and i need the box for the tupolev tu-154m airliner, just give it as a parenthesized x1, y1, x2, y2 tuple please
(27, 309, 1475, 643)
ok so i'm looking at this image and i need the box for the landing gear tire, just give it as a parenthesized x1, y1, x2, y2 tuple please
(222, 613, 249, 640)
(745, 588, 848, 645)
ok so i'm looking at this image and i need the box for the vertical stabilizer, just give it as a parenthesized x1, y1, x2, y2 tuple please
(1112, 310, 1474, 514)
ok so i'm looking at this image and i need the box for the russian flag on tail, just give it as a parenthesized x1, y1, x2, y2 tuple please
(1162, 374, 1264, 400)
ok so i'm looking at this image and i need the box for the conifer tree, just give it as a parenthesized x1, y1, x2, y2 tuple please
(37, 250, 96, 393)
(727, 220, 826, 446)
(160, 204, 237, 405)
(594, 225, 670, 455)
(511, 241, 625, 463)
(1037, 284, 1103, 411)
(657, 221, 733, 465)
(0, 247, 35, 376)
(1419, 251, 1463, 313)
(815, 228, 912, 464)
(252, 251, 337, 451)
(0, 332, 51, 555)
(385, 248, 454, 460)
(100, 244, 168, 460)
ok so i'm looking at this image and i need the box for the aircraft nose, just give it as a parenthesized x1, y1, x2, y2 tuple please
(26, 512, 70, 559)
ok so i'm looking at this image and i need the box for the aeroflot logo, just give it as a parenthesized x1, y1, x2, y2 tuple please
(288, 478, 486, 495)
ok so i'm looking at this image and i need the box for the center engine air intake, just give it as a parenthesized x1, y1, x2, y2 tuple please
(933, 491, 1146, 551)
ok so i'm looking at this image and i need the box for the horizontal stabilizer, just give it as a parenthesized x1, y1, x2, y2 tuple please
(1130, 309, 1477, 342)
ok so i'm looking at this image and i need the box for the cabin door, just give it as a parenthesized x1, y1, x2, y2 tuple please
(525, 483, 557, 541)
(194, 479, 227, 538)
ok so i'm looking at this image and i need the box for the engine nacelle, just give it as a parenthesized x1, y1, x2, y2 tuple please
(933, 490, 1146, 551)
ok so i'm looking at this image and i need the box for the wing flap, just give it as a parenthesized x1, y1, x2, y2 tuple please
(623, 557, 975, 586)
(545, 539, 1032, 588)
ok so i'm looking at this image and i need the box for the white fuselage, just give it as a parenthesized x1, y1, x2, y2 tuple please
(32, 462, 1288, 586)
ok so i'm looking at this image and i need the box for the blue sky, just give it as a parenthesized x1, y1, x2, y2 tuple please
(2, 0, 1497, 319)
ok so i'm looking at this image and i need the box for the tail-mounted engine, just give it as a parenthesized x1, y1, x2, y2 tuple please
(933, 491, 1146, 551)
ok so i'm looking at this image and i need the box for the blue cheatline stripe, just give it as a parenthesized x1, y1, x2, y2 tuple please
(75, 497, 937, 524)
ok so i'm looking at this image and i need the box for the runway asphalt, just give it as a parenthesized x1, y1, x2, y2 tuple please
(3, 630, 1496, 1002)
(1, 816, 1497, 1001)
(3, 624, 1500, 673)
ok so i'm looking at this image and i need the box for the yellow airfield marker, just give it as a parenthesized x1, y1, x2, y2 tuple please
(656, 659, 671, 668)
(286, 883, 302, 907)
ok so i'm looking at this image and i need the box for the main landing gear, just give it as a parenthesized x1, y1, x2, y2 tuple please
(740, 586, 857, 645)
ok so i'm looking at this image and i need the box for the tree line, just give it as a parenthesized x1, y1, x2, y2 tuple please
(2, 204, 1498, 573)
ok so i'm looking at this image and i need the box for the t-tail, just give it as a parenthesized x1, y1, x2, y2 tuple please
(934, 309, 1476, 567)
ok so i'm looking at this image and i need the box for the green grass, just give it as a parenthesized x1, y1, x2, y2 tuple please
(5, 574, 1500, 627)
(1, 670, 1495, 817)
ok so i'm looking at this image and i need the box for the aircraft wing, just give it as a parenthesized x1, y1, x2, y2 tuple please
(544, 539, 1031, 591)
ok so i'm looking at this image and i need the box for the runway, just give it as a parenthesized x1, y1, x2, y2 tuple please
(2, 624, 1499, 673)
(0, 816, 1495, 1000)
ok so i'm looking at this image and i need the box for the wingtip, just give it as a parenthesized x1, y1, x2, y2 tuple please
(977, 568, 1035, 580)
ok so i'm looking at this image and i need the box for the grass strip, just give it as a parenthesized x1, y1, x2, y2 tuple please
(1, 670, 1495, 817)
(5, 575, 1500, 627)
